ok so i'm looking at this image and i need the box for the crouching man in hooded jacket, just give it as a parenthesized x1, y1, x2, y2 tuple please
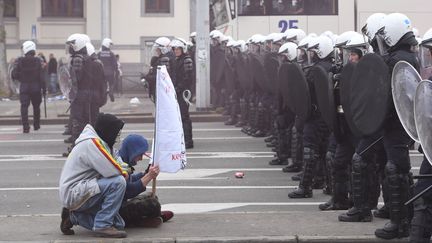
(59, 113, 129, 238)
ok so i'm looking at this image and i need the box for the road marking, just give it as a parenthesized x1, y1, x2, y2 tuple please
(0, 136, 257, 143)
(0, 201, 387, 217)
(0, 185, 297, 191)
(0, 152, 275, 161)
(161, 202, 384, 214)
(0, 128, 241, 134)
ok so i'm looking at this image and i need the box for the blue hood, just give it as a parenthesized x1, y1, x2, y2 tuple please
(119, 134, 149, 166)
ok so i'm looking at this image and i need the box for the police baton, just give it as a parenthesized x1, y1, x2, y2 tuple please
(43, 93, 47, 118)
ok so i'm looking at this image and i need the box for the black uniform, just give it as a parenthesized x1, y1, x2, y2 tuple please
(70, 52, 106, 144)
(173, 52, 194, 148)
(98, 46, 118, 102)
(145, 52, 174, 101)
(375, 32, 419, 239)
(288, 57, 332, 198)
(12, 52, 45, 133)
(410, 150, 432, 243)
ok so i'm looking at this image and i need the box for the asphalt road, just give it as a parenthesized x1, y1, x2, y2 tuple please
(0, 122, 419, 242)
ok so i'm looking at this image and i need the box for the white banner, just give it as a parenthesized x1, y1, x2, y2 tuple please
(150, 65, 187, 173)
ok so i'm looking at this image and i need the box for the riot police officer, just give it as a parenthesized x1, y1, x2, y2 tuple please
(12, 41, 45, 133)
(145, 37, 173, 101)
(373, 13, 419, 240)
(65, 35, 106, 153)
(171, 38, 195, 149)
(97, 38, 117, 102)
(406, 28, 432, 243)
(288, 35, 333, 198)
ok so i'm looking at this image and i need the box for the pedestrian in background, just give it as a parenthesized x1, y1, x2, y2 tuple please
(48, 53, 58, 94)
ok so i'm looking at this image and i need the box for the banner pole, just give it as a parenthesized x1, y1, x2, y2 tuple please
(151, 66, 162, 197)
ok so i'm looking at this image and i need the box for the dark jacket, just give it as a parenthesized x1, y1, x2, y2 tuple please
(80, 54, 107, 107)
(48, 57, 57, 74)
(12, 53, 45, 94)
(97, 46, 118, 77)
(173, 53, 194, 92)
(384, 32, 420, 124)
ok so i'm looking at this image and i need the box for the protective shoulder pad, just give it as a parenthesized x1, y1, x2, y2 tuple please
(184, 56, 194, 72)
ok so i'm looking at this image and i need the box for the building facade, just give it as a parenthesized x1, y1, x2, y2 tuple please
(5, 0, 193, 78)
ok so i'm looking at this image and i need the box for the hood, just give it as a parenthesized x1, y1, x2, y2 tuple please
(94, 113, 124, 149)
(75, 124, 100, 144)
(389, 31, 418, 53)
(118, 134, 149, 166)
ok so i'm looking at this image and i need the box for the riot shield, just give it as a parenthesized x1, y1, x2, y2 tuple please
(210, 46, 226, 86)
(224, 54, 236, 91)
(343, 53, 390, 137)
(391, 61, 422, 142)
(236, 53, 253, 92)
(414, 80, 432, 165)
(58, 64, 72, 100)
(339, 62, 360, 135)
(249, 53, 269, 93)
(7, 64, 19, 95)
(309, 65, 335, 128)
(282, 63, 310, 122)
(278, 62, 290, 109)
(264, 52, 280, 95)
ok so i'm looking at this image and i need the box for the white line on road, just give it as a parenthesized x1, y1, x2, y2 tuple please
(0, 152, 275, 162)
(0, 128, 241, 134)
(0, 136, 256, 143)
(0, 185, 297, 191)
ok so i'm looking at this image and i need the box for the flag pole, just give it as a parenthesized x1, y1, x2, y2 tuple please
(151, 66, 161, 197)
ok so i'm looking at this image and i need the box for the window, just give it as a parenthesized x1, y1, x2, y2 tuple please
(4, 0, 16, 17)
(210, 0, 229, 29)
(144, 0, 170, 14)
(41, 0, 84, 17)
(238, 0, 338, 16)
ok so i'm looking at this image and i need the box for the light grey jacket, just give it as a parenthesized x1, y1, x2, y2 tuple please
(59, 124, 127, 210)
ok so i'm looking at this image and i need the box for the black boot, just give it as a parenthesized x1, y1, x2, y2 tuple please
(282, 164, 302, 173)
(288, 147, 315, 198)
(375, 220, 409, 239)
(291, 172, 303, 181)
(339, 153, 371, 221)
(236, 98, 248, 127)
(375, 164, 410, 239)
(60, 207, 74, 235)
(252, 102, 266, 137)
(373, 205, 390, 219)
(285, 126, 304, 173)
(288, 185, 312, 198)
(268, 158, 288, 165)
(339, 207, 372, 222)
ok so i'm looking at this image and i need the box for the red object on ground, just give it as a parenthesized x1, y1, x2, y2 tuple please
(235, 172, 244, 178)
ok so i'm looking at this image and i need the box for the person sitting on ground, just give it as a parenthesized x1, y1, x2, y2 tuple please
(117, 134, 174, 227)
(59, 113, 132, 238)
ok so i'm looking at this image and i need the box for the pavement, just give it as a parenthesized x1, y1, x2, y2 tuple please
(0, 93, 224, 125)
(0, 94, 415, 242)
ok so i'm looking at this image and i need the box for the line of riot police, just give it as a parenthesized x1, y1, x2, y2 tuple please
(143, 37, 195, 149)
(208, 12, 432, 242)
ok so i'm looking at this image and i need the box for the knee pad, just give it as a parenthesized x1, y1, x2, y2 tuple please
(304, 147, 314, 160)
(385, 160, 399, 179)
(352, 153, 367, 173)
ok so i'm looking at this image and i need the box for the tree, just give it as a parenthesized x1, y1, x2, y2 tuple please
(0, 0, 9, 97)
